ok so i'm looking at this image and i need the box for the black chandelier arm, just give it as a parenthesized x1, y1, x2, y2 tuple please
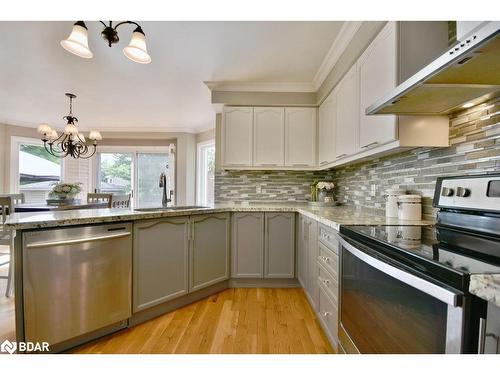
(113, 21, 142, 31)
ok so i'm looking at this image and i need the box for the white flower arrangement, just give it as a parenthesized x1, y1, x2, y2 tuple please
(50, 182, 82, 198)
(316, 181, 335, 190)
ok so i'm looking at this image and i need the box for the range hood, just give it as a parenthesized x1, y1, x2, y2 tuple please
(366, 22, 500, 115)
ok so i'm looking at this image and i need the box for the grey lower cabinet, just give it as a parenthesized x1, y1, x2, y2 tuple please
(264, 212, 295, 278)
(231, 213, 265, 278)
(231, 212, 295, 279)
(133, 217, 190, 312)
(190, 213, 231, 291)
(298, 214, 318, 309)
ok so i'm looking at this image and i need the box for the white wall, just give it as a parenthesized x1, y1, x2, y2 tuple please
(0, 123, 5, 193)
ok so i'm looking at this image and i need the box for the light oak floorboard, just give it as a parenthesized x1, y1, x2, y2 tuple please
(71, 288, 334, 354)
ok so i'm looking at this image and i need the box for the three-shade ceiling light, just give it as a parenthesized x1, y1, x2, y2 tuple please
(61, 21, 151, 64)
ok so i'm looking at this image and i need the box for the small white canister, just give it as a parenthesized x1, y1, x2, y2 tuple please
(385, 188, 406, 218)
(397, 194, 422, 221)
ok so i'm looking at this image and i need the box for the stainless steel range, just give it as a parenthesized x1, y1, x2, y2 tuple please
(337, 173, 500, 354)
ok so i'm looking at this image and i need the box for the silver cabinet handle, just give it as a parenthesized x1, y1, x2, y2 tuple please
(478, 317, 487, 354)
(361, 141, 379, 149)
(336, 154, 347, 159)
(322, 311, 331, 317)
(320, 160, 329, 165)
(26, 232, 131, 248)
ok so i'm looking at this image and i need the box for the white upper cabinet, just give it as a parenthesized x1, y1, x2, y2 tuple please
(318, 90, 337, 166)
(253, 107, 285, 167)
(358, 21, 398, 150)
(284, 107, 316, 167)
(335, 63, 359, 159)
(222, 107, 253, 166)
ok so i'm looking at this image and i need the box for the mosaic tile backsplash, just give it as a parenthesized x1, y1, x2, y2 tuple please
(215, 98, 500, 220)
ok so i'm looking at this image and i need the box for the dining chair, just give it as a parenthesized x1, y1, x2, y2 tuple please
(110, 194, 131, 208)
(0, 196, 14, 298)
(87, 193, 113, 208)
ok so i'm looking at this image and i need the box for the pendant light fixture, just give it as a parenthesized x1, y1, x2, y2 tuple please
(61, 21, 151, 64)
(38, 93, 102, 159)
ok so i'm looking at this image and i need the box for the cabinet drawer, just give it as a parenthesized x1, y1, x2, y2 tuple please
(318, 224, 338, 251)
(318, 242, 338, 277)
(318, 263, 338, 302)
(318, 284, 338, 341)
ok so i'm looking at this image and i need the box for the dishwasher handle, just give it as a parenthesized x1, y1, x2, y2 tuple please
(26, 231, 131, 249)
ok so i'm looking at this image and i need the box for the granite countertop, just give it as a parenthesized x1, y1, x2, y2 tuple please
(6, 202, 500, 306)
(5, 202, 433, 230)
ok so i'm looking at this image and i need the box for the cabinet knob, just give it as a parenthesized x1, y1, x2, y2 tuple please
(441, 187, 454, 197)
(456, 186, 471, 197)
(322, 311, 331, 317)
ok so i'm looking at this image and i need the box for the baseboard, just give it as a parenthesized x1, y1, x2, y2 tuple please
(229, 278, 300, 288)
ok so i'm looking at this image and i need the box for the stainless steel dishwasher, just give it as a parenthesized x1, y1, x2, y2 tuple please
(22, 223, 132, 346)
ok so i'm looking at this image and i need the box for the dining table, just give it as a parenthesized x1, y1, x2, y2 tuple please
(14, 201, 109, 212)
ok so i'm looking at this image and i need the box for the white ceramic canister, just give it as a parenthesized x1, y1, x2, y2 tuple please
(397, 194, 422, 221)
(385, 188, 406, 218)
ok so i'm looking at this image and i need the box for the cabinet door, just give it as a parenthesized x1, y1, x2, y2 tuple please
(264, 213, 295, 278)
(231, 212, 265, 278)
(133, 217, 189, 312)
(253, 107, 285, 167)
(190, 213, 230, 291)
(358, 21, 397, 149)
(318, 90, 337, 166)
(335, 64, 359, 159)
(307, 219, 319, 310)
(284, 107, 316, 167)
(297, 215, 309, 288)
(222, 107, 253, 167)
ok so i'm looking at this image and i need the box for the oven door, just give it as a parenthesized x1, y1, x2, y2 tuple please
(338, 234, 465, 354)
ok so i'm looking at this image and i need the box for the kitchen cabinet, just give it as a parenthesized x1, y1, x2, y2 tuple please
(190, 213, 230, 291)
(133, 218, 189, 312)
(253, 107, 285, 167)
(358, 21, 398, 150)
(335, 63, 359, 159)
(264, 212, 295, 278)
(298, 214, 318, 309)
(222, 106, 253, 167)
(231, 212, 265, 278)
(284, 107, 316, 167)
(318, 91, 337, 166)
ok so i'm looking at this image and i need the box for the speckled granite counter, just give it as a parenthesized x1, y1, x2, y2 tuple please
(470, 274, 500, 307)
(5, 202, 433, 230)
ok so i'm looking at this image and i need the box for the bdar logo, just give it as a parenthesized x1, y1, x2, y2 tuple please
(0, 339, 17, 354)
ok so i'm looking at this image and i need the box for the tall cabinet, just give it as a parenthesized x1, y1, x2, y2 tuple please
(284, 107, 317, 167)
(253, 107, 285, 167)
(318, 90, 337, 166)
(222, 107, 253, 167)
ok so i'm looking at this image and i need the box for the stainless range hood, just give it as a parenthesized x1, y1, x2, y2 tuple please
(366, 22, 500, 115)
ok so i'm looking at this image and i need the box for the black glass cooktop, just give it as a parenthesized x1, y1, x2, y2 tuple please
(340, 225, 500, 291)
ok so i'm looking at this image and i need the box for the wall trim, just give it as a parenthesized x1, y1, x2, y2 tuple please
(204, 81, 316, 93)
(312, 21, 363, 91)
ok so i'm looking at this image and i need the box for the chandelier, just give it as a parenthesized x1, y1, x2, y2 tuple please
(37, 93, 102, 159)
(61, 21, 151, 64)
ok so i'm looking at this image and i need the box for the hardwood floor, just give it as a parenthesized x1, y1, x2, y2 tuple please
(72, 288, 334, 354)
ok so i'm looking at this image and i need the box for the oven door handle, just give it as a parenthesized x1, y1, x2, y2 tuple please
(338, 234, 463, 307)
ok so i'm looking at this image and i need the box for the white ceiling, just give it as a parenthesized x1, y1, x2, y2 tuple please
(0, 21, 344, 133)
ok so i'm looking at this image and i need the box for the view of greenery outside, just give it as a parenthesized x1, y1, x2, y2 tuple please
(20, 144, 61, 164)
(99, 153, 133, 193)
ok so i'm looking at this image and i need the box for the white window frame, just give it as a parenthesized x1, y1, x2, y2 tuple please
(92, 145, 175, 207)
(196, 139, 215, 206)
(10, 136, 65, 193)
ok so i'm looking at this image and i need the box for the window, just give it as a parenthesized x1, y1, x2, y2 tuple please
(196, 140, 215, 206)
(11, 137, 62, 202)
(95, 147, 174, 208)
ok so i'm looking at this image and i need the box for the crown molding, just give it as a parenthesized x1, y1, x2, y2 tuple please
(204, 81, 315, 93)
(312, 21, 363, 91)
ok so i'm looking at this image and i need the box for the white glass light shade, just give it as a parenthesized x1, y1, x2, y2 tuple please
(47, 129, 58, 140)
(64, 123, 79, 135)
(37, 123, 52, 135)
(88, 130, 102, 141)
(123, 31, 151, 64)
(60, 23, 93, 59)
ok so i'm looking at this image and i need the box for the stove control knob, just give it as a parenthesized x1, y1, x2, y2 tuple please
(441, 187, 454, 197)
(456, 187, 471, 197)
